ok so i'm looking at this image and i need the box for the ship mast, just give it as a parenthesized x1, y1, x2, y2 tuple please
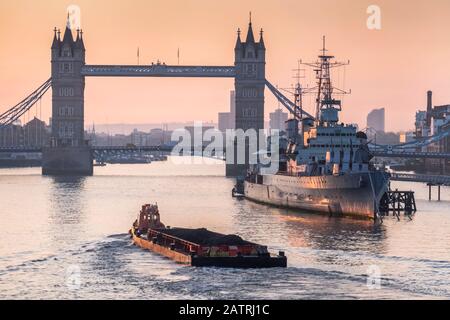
(293, 60, 304, 120)
(301, 36, 350, 125)
(280, 60, 305, 120)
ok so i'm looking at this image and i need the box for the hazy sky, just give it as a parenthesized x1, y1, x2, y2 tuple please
(1, 0, 450, 132)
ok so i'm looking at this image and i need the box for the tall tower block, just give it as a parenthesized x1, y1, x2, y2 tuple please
(42, 16, 93, 175)
(226, 16, 266, 177)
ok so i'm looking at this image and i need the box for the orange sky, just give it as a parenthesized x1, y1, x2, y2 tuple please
(1, 0, 450, 132)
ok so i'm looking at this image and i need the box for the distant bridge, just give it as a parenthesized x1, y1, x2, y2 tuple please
(1, 145, 450, 160)
(369, 130, 450, 159)
(0, 145, 210, 153)
(390, 172, 450, 185)
(0, 145, 224, 156)
(372, 150, 450, 160)
(0, 145, 450, 160)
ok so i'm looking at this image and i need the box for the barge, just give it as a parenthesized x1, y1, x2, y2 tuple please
(130, 204, 287, 268)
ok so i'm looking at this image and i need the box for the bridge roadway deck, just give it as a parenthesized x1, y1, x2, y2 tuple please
(1, 147, 450, 160)
(81, 65, 236, 78)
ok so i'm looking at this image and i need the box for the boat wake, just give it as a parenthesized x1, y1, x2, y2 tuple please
(1, 233, 449, 299)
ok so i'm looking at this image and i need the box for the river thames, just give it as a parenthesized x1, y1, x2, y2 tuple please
(0, 157, 449, 299)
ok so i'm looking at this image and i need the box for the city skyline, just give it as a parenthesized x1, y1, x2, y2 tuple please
(2, 0, 450, 132)
(1, 1, 450, 303)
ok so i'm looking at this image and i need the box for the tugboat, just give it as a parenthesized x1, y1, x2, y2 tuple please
(243, 38, 390, 220)
(130, 203, 287, 268)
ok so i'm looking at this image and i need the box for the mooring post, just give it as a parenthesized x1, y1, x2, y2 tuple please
(438, 184, 441, 201)
(428, 183, 432, 201)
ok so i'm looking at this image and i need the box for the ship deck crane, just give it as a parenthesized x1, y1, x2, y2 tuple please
(265, 80, 315, 120)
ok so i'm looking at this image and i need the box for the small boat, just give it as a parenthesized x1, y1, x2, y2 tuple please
(130, 203, 287, 268)
(232, 181, 245, 198)
(232, 187, 245, 198)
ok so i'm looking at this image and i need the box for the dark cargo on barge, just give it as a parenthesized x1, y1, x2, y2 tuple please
(130, 204, 287, 268)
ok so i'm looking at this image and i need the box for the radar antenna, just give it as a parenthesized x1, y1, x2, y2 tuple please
(280, 60, 306, 119)
(300, 36, 351, 124)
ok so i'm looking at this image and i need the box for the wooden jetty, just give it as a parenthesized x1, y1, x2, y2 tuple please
(379, 190, 417, 220)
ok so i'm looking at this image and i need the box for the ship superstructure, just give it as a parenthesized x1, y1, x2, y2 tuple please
(243, 38, 390, 219)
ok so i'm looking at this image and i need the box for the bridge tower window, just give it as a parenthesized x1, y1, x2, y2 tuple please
(59, 87, 74, 97)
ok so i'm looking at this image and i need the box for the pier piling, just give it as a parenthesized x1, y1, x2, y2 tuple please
(379, 190, 417, 218)
(428, 183, 432, 201)
(427, 183, 443, 201)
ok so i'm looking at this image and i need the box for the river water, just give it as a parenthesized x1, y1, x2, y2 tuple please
(0, 157, 449, 299)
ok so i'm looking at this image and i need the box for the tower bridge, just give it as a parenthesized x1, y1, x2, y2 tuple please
(1, 14, 450, 175)
(1, 14, 268, 176)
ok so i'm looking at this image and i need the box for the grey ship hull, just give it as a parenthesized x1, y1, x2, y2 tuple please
(244, 171, 390, 219)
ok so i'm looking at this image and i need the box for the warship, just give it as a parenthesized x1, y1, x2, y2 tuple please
(243, 38, 390, 219)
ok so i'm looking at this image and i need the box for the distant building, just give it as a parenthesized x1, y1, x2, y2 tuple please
(88, 126, 172, 147)
(414, 91, 450, 140)
(371, 131, 400, 145)
(218, 112, 231, 133)
(0, 124, 23, 147)
(184, 125, 215, 147)
(415, 111, 428, 138)
(217, 91, 236, 133)
(399, 132, 415, 143)
(148, 128, 165, 145)
(0, 118, 49, 148)
(431, 104, 450, 135)
(229, 90, 236, 130)
(269, 108, 288, 131)
(111, 134, 132, 146)
(23, 117, 49, 147)
(367, 108, 385, 133)
(429, 104, 450, 171)
(131, 129, 147, 146)
(414, 91, 450, 173)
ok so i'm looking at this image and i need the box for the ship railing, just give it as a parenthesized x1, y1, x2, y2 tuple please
(148, 229, 200, 254)
(147, 229, 267, 257)
(276, 171, 312, 177)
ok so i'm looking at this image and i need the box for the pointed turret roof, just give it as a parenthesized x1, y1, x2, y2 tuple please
(258, 28, 265, 50)
(51, 27, 60, 49)
(75, 29, 85, 50)
(234, 28, 242, 50)
(245, 13, 255, 43)
(62, 13, 74, 44)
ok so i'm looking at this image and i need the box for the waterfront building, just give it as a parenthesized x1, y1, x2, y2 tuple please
(218, 90, 237, 133)
(23, 117, 50, 147)
(367, 108, 385, 133)
(414, 91, 450, 173)
(269, 108, 288, 131)
(399, 131, 415, 143)
(218, 112, 231, 133)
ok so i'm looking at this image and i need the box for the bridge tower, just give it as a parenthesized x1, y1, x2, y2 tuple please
(42, 16, 93, 175)
(226, 16, 266, 177)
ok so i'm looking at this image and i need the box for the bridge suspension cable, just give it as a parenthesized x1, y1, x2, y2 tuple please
(0, 78, 52, 127)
